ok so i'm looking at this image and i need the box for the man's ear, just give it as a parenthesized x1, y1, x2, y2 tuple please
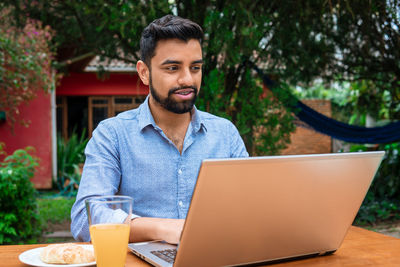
(136, 60, 150, 86)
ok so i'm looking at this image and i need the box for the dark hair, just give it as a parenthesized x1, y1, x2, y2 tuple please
(140, 15, 204, 66)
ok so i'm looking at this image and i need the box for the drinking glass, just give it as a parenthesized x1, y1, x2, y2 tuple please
(85, 195, 133, 267)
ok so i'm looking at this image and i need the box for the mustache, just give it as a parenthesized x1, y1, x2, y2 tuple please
(168, 86, 198, 96)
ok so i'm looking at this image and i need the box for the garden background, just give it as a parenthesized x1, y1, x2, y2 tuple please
(1, 0, 400, 244)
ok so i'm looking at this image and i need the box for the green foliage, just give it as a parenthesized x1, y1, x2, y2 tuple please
(5, 1, 400, 155)
(0, 6, 55, 129)
(5, 0, 299, 155)
(375, 143, 400, 199)
(351, 143, 400, 225)
(0, 144, 41, 244)
(56, 131, 88, 196)
(250, 83, 297, 155)
(355, 193, 400, 225)
(292, 80, 397, 127)
(4, 0, 170, 68)
(346, 81, 396, 125)
(197, 68, 296, 155)
(182, 2, 297, 154)
(327, 1, 400, 120)
(292, 82, 352, 106)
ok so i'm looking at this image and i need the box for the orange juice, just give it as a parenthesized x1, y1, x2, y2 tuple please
(89, 223, 130, 267)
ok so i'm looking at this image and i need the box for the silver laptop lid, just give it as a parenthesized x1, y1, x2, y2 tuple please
(174, 151, 384, 267)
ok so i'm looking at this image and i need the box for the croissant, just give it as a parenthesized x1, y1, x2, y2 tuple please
(40, 243, 95, 264)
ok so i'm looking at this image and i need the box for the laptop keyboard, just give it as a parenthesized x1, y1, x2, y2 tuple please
(151, 248, 177, 263)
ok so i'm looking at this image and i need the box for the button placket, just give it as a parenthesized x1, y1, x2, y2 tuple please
(176, 159, 186, 218)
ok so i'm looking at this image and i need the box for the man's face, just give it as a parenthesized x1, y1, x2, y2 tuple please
(148, 38, 203, 114)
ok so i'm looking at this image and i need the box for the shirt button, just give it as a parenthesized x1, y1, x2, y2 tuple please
(178, 169, 183, 175)
(178, 201, 183, 207)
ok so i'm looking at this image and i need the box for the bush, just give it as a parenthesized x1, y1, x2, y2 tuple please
(56, 130, 88, 196)
(0, 144, 41, 244)
(355, 193, 400, 225)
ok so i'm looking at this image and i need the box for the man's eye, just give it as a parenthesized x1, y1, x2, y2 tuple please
(166, 66, 178, 71)
(191, 66, 201, 71)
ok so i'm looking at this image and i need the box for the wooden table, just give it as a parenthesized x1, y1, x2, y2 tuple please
(2, 226, 400, 266)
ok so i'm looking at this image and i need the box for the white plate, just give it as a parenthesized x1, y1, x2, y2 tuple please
(19, 244, 96, 267)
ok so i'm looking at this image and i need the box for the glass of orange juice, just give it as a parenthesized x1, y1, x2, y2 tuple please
(85, 195, 133, 267)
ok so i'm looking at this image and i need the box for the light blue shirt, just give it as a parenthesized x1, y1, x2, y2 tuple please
(71, 96, 248, 241)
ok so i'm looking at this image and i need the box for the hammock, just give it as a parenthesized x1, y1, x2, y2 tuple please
(252, 64, 400, 144)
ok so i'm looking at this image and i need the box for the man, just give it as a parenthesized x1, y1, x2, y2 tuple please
(71, 15, 248, 244)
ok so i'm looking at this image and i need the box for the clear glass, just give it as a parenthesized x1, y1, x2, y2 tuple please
(85, 196, 133, 267)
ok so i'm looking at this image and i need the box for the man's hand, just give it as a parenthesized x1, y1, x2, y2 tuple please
(155, 218, 185, 244)
(129, 217, 185, 244)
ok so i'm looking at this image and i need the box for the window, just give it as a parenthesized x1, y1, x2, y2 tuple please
(88, 96, 145, 136)
(57, 96, 146, 139)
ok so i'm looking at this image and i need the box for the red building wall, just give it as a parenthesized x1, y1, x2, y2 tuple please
(0, 72, 147, 189)
(0, 90, 53, 189)
(57, 72, 149, 96)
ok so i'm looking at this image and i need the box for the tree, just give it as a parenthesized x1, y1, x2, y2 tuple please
(4, 1, 296, 155)
(325, 1, 400, 120)
(5, 1, 399, 154)
(6, 1, 170, 68)
(177, 1, 297, 154)
(0, 7, 55, 129)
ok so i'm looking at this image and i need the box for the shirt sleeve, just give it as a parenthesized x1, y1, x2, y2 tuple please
(228, 122, 249, 158)
(70, 120, 139, 241)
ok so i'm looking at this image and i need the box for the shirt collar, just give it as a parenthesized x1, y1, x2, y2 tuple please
(191, 105, 207, 133)
(138, 96, 157, 131)
(138, 95, 207, 133)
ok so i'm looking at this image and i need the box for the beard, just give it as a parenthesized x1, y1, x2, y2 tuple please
(149, 73, 198, 114)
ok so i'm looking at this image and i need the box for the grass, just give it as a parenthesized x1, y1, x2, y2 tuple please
(38, 196, 76, 226)
(36, 193, 76, 243)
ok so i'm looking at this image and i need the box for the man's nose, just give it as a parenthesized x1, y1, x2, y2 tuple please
(178, 68, 194, 86)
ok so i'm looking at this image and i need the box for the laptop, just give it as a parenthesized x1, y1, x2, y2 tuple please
(129, 151, 384, 267)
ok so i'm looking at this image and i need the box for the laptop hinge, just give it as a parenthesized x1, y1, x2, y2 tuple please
(318, 250, 337, 256)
